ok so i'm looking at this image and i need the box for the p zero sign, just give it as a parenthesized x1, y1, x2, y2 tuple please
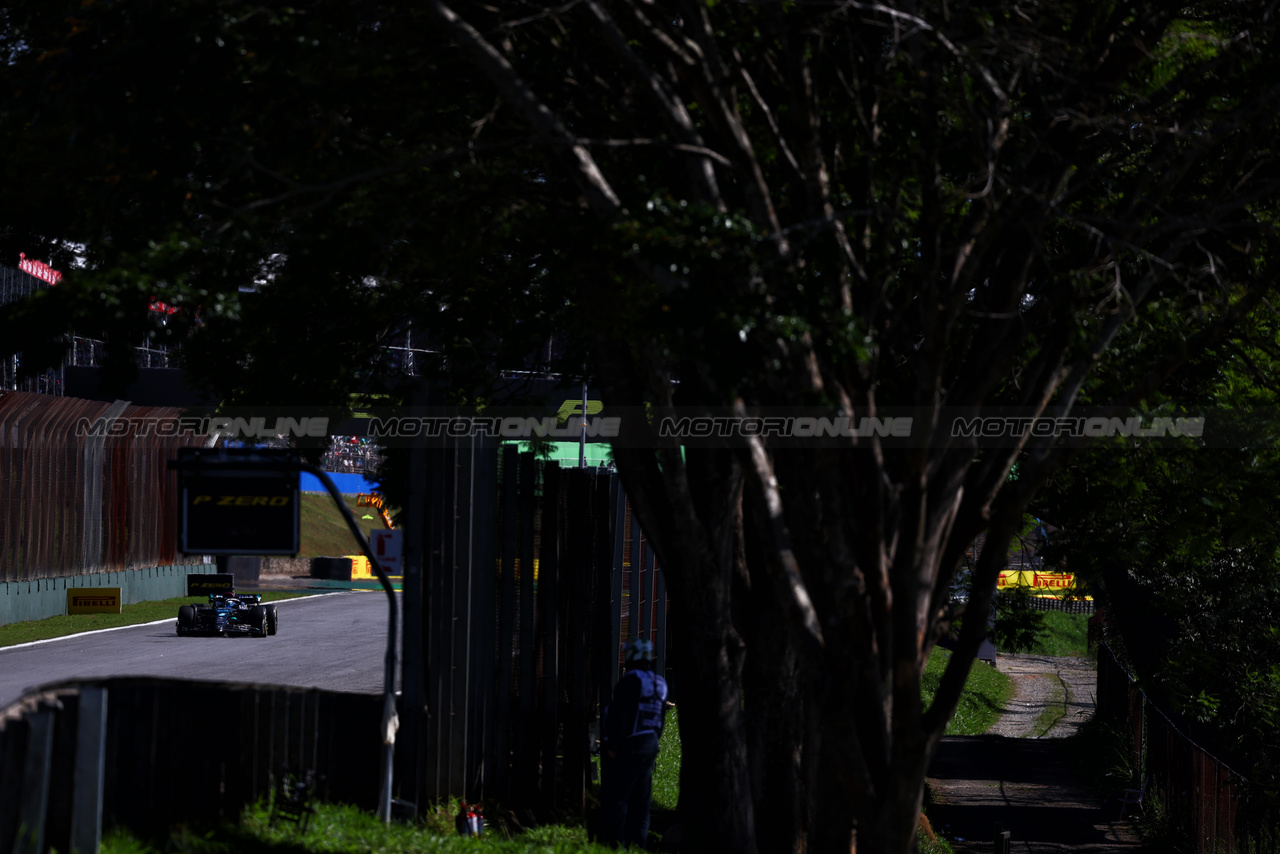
(174, 448, 301, 555)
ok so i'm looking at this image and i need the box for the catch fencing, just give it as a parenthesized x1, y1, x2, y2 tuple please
(0, 439, 671, 847)
(1027, 596, 1094, 614)
(0, 678, 386, 854)
(0, 392, 204, 581)
(401, 441, 670, 815)
(1097, 644, 1276, 852)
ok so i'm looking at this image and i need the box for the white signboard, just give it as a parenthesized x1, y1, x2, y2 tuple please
(370, 529, 403, 575)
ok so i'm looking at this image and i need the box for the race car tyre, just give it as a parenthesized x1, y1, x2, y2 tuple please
(251, 605, 268, 638)
(177, 605, 194, 634)
(266, 605, 278, 636)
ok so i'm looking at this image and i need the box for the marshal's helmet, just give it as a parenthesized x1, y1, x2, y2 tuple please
(623, 637, 655, 665)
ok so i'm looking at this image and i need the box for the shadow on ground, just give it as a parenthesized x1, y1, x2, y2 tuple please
(927, 735, 1145, 853)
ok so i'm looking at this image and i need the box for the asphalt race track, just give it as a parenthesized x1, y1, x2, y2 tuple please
(0, 591, 402, 708)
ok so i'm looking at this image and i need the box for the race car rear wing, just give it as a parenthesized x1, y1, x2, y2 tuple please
(206, 593, 263, 605)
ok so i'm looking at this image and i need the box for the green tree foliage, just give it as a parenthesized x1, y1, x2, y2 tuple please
(1040, 322, 1280, 785)
(992, 588, 1050, 654)
(5, 3, 1280, 853)
(0, 3, 564, 399)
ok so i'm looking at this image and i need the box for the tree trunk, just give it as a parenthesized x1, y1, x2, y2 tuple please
(613, 442, 759, 853)
(669, 571, 757, 853)
(744, 567, 815, 854)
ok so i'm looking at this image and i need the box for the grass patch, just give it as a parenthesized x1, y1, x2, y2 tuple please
(652, 705, 680, 809)
(922, 648, 1014, 735)
(1025, 610, 1090, 657)
(918, 828, 956, 854)
(98, 671, 1009, 853)
(1031, 673, 1069, 737)
(0, 591, 314, 649)
(588, 704, 681, 811)
(103, 800, 615, 854)
(1070, 712, 1135, 801)
(300, 493, 392, 558)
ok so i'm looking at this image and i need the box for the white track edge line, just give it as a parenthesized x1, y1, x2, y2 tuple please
(0, 591, 350, 652)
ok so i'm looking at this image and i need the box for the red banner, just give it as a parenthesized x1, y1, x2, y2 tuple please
(20, 253, 179, 314)
(18, 253, 62, 286)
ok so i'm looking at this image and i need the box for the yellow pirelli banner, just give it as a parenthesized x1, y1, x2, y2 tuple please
(997, 570, 1090, 599)
(67, 587, 123, 614)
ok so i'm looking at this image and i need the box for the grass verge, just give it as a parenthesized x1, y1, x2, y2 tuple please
(922, 648, 1015, 735)
(100, 660, 1011, 854)
(1025, 610, 1091, 657)
(588, 704, 681, 810)
(652, 705, 681, 809)
(300, 492, 391, 557)
(0, 591, 315, 649)
(918, 827, 957, 854)
(1031, 672, 1069, 737)
(102, 800, 614, 854)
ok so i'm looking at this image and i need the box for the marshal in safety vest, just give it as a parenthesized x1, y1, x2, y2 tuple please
(603, 668, 669, 744)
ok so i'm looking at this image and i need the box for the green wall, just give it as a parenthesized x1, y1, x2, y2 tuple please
(0, 564, 217, 626)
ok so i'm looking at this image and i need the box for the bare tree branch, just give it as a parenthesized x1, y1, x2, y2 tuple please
(583, 0, 726, 209)
(429, 0, 623, 216)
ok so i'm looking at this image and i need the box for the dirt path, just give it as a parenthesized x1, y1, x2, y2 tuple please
(926, 654, 1144, 853)
(985, 655, 1097, 740)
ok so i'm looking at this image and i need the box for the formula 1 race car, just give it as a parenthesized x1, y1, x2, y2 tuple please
(176, 594, 278, 637)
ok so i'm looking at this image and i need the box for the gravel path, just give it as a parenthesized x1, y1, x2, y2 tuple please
(926, 653, 1144, 853)
(987, 654, 1097, 739)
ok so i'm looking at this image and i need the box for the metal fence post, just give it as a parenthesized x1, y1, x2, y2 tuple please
(15, 710, 54, 854)
(993, 823, 1010, 854)
(71, 688, 108, 854)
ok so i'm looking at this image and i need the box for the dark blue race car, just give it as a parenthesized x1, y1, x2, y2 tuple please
(176, 594, 278, 637)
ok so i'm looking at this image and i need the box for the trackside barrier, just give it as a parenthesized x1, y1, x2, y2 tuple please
(0, 565, 216, 627)
(1097, 645, 1277, 852)
(310, 557, 353, 581)
(347, 555, 373, 580)
(0, 678, 390, 854)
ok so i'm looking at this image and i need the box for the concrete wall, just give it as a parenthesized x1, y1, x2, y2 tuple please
(0, 563, 217, 626)
(260, 556, 312, 577)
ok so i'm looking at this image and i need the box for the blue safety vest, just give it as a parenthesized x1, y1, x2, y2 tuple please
(631, 670, 668, 735)
(604, 668, 669, 743)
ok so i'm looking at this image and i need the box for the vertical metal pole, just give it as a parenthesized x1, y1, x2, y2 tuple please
(610, 482, 626, 686)
(401, 398, 427, 810)
(71, 688, 108, 854)
(302, 464, 397, 824)
(654, 561, 668, 678)
(993, 824, 1011, 854)
(640, 540, 654, 642)
(16, 710, 54, 854)
(578, 377, 588, 468)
